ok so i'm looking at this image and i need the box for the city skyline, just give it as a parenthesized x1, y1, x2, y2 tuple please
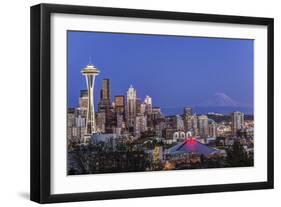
(67, 31, 254, 111)
(67, 31, 254, 175)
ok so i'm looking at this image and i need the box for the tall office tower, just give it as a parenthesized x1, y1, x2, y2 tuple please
(96, 111, 106, 133)
(98, 79, 111, 112)
(116, 114, 124, 129)
(77, 90, 88, 120)
(67, 108, 76, 142)
(136, 98, 142, 114)
(144, 95, 153, 114)
(165, 116, 175, 129)
(72, 106, 87, 142)
(135, 114, 147, 138)
(140, 103, 146, 114)
(102, 78, 110, 98)
(152, 107, 161, 117)
(152, 107, 161, 114)
(79, 90, 88, 109)
(155, 121, 165, 137)
(114, 95, 125, 115)
(198, 115, 209, 138)
(176, 115, 184, 130)
(209, 121, 217, 137)
(111, 101, 115, 112)
(98, 79, 114, 132)
(143, 95, 153, 129)
(127, 85, 137, 127)
(151, 107, 162, 121)
(184, 107, 193, 116)
(81, 63, 100, 135)
(183, 107, 192, 131)
(75, 115, 86, 142)
(186, 115, 198, 136)
(231, 111, 244, 136)
(184, 115, 190, 131)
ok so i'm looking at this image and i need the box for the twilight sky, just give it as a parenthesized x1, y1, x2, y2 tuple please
(67, 31, 253, 109)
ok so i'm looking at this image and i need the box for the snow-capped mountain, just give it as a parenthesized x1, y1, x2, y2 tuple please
(197, 93, 250, 107)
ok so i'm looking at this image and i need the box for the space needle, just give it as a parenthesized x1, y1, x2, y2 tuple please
(81, 61, 100, 136)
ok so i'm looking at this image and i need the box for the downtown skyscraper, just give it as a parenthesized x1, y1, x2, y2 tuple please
(144, 95, 152, 114)
(198, 115, 209, 138)
(98, 79, 111, 112)
(114, 95, 125, 115)
(231, 111, 245, 136)
(127, 85, 137, 127)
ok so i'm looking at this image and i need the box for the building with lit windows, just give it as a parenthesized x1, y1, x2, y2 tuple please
(144, 95, 153, 114)
(198, 115, 209, 138)
(184, 107, 192, 116)
(114, 95, 125, 115)
(79, 90, 88, 109)
(231, 111, 244, 136)
(175, 115, 184, 130)
(127, 85, 137, 127)
(135, 114, 147, 138)
(208, 119, 217, 138)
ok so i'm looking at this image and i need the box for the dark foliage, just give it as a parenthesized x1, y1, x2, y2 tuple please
(225, 141, 253, 167)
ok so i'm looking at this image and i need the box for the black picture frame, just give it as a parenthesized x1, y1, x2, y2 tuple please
(30, 3, 274, 204)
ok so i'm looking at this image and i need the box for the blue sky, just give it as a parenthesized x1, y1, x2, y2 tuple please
(67, 31, 253, 109)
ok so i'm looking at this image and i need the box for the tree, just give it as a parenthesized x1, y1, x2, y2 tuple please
(225, 141, 253, 167)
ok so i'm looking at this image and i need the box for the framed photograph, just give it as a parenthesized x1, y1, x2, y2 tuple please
(30, 3, 274, 203)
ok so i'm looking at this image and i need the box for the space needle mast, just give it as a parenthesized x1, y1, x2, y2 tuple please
(81, 60, 100, 136)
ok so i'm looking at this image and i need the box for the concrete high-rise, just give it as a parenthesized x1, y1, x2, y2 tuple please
(79, 90, 88, 109)
(114, 95, 125, 131)
(127, 85, 136, 127)
(114, 95, 125, 114)
(176, 115, 184, 130)
(136, 98, 142, 114)
(144, 95, 153, 114)
(101, 79, 110, 99)
(198, 115, 209, 138)
(209, 121, 217, 137)
(98, 79, 115, 133)
(183, 107, 193, 131)
(135, 114, 147, 138)
(231, 111, 244, 136)
(184, 107, 192, 116)
(98, 79, 111, 112)
(185, 115, 198, 136)
(81, 63, 100, 135)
